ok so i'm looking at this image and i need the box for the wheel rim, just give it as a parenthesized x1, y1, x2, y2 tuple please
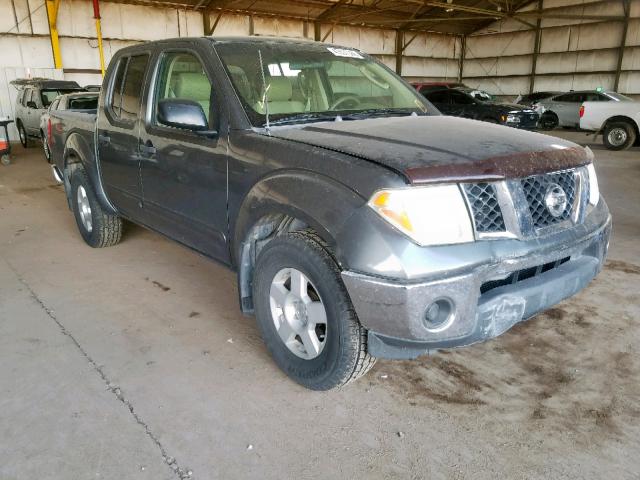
(76, 185, 93, 233)
(19, 127, 26, 143)
(269, 268, 328, 360)
(607, 128, 627, 147)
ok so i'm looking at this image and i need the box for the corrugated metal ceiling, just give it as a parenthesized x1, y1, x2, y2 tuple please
(102, 0, 540, 35)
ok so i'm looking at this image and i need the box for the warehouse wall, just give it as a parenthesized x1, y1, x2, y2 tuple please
(0, 0, 202, 139)
(203, 11, 461, 82)
(463, 0, 640, 99)
(0, 1, 462, 140)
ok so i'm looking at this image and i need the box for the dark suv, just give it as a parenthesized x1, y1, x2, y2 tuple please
(48, 37, 610, 390)
(423, 87, 540, 129)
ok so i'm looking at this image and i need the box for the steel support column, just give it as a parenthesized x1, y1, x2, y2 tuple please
(45, 0, 62, 69)
(614, 0, 631, 91)
(458, 35, 466, 83)
(529, 0, 543, 94)
(92, 0, 105, 77)
(395, 30, 403, 75)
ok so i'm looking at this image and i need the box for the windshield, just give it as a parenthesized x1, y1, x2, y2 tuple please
(214, 40, 431, 126)
(68, 95, 99, 110)
(605, 92, 634, 102)
(41, 89, 83, 107)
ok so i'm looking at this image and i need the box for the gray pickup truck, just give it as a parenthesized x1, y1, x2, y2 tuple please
(49, 36, 611, 390)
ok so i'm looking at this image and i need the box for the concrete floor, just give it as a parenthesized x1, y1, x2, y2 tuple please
(1, 132, 638, 480)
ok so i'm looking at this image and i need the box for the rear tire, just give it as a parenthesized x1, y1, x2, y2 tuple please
(603, 121, 636, 151)
(253, 230, 376, 390)
(17, 122, 29, 148)
(41, 131, 51, 163)
(70, 166, 122, 248)
(540, 112, 559, 130)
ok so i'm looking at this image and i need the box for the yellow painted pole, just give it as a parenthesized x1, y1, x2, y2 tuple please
(92, 0, 106, 77)
(95, 18, 105, 76)
(45, 0, 62, 69)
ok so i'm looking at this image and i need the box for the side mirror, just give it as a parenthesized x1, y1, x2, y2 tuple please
(27, 101, 37, 109)
(157, 99, 216, 137)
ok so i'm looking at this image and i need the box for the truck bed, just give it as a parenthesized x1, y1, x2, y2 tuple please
(49, 109, 96, 171)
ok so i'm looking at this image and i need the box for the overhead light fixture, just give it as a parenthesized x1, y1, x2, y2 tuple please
(446, 0, 453, 3)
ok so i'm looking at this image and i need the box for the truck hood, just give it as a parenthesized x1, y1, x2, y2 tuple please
(270, 115, 591, 184)
(486, 102, 535, 112)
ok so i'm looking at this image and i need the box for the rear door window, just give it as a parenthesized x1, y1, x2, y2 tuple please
(584, 92, 609, 102)
(554, 93, 575, 102)
(109, 54, 149, 122)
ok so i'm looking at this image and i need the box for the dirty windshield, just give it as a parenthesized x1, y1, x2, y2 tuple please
(214, 40, 430, 127)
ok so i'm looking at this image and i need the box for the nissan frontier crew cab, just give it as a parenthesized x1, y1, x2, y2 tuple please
(48, 37, 611, 390)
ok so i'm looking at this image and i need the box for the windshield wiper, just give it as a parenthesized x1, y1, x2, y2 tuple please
(265, 108, 423, 127)
(265, 113, 340, 127)
(340, 108, 423, 120)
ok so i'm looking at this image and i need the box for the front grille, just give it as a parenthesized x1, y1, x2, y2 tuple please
(480, 257, 571, 295)
(462, 183, 506, 233)
(521, 170, 576, 228)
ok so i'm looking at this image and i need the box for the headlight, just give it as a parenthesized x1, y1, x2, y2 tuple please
(368, 185, 474, 246)
(586, 163, 599, 205)
(506, 114, 521, 123)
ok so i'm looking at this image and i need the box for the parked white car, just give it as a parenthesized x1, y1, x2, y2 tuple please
(536, 90, 632, 130)
(580, 99, 640, 150)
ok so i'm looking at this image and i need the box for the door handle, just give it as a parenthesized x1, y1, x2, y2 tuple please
(98, 133, 110, 145)
(139, 142, 156, 156)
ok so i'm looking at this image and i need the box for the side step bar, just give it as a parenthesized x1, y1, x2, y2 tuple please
(51, 164, 63, 184)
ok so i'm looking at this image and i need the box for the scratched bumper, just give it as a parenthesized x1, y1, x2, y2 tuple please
(341, 208, 611, 360)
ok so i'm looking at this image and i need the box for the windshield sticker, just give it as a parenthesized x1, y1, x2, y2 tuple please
(327, 47, 364, 59)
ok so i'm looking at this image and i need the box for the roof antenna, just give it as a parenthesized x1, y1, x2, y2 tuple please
(258, 49, 271, 135)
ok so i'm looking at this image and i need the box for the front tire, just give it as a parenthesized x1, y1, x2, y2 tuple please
(539, 112, 559, 130)
(70, 166, 122, 248)
(253, 230, 375, 390)
(603, 121, 636, 151)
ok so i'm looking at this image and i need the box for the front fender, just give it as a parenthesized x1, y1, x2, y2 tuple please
(233, 170, 366, 312)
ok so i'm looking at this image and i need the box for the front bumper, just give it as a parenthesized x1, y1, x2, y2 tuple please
(504, 113, 540, 130)
(341, 206, 611, 359)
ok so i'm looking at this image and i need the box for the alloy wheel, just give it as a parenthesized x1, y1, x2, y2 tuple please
(607, 128, 627, 147)
(269, 268, 328, 360)
(76, 185, 93, 233)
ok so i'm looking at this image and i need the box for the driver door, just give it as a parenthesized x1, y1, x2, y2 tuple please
(139, 47, 229, 262)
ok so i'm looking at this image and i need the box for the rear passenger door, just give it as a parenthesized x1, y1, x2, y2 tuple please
(552, 93, 582, 127)
(138, 46, 229, 261)
(98, 53, 150, 216)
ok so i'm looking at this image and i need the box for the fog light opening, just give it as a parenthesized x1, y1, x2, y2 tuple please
(423, 298, 455, 332)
